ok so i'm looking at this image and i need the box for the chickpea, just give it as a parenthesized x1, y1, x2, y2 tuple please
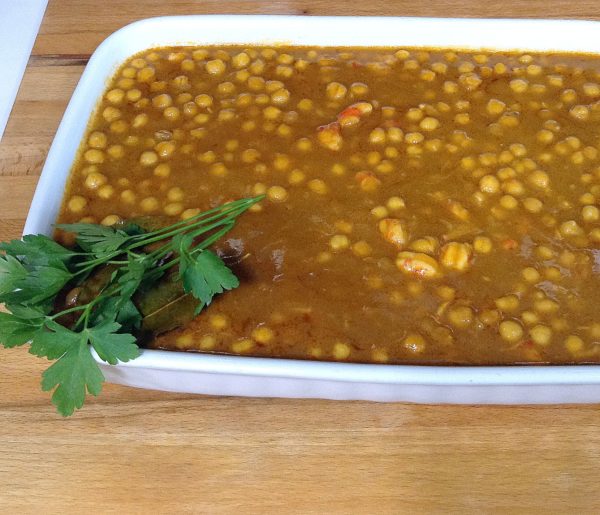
(308, 179, 328, 195)
(297, 98, 313, 111)
(190, 49, 208, 61)
(329, 234, 350, 252)
(210, 162, 228, 177)
(122, 67, 136, 79)
(88, 131, 107, 149)
(479, 309, 499, 326)
(120, 190, 136, 204)
(196, 334, 216, 350)
(179, 208, 199, 220)
(276, 65, 293, 78)
(473, 236, 492, 254)
(232, 52, 250, 69)
(528, 170, 550, 190)
(263, 106, 281, 120)
(285, 169, 305, 185)
(409, 237, 438, 254)
(499, 195, 518, 210)
(369, 128, 386, 145)
(150, 163, 170, 178)
(166, 186, 184, 202)
(396, 252, 441, 279)
(152, 93, 172, 109)
(522, 267, 540, 283)
(84, 172, 107, 190)
(117, 77, 135, 90)
(350, 82, 369, 97)
(333, 342, 351, 360)
(136, 66, 156, 82)
(534, 298, 559, 314)
(217, 81, 235, 97)
(509, 79, 529, 93)
(97, 184, 114, 200)
(351, 241, 372, 258)
(271, 88, 290, 105)
(252, 326, 274, 344)
(101, 215, 121, 226)
(499, 320, 524, 342)
(232, 339, 254, 354)
(419, 117, 439, 131)
(523, 197, 543, 213)
(565, 335, 584, 355)
(440, 242, 472, 271)
(582, 205, 600, 222)
(459, 72, 482, 90)
(486, 98, 506, 116)
(156, 141, 176, 158)
(530, 325, 552, 346)
(406, 108, 424, 122)
(405, 132, 424, 144)
(495, 295, 519, 312)
(125, 88, 142, 102)
(68, 195, 87, 213)
(267, 185, 288, 202)
(84, 149, 104, 164)
(105, 88, 125, 105)
(132, 113, 148, 128)
(140, 196, 159, 212)
(205, 58, 226, 75)
(163, 106, 180, 121)
(447, 306, 474, 328)
(139, 151, 159, 167)
(317, 125, 344, 152)
(560, 220, 584, 237)
(403, 333, 426, 353)
(192, 95, 212, 110)
(569, 105, 590, 120)
(326, 82, 347, 101)
(420, 69, 436, 81)
(273, 153, 291, 171)
(218, 109, 236, 122)
(108, 120, 128, 135)
(378, 218, 407, 249)
(479, 175, 500, 194)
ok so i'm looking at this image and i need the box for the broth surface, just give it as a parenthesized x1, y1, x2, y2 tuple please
(58, 46, 600, 364)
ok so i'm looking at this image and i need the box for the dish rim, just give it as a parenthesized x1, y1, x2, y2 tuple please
(24, 14, 600, 386)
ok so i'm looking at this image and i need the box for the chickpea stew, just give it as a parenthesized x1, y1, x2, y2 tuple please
(57, 46, 600, 364)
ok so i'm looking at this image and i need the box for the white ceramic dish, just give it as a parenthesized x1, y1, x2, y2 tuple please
(24, 15, 600, 404)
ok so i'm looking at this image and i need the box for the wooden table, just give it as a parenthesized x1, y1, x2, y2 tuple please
(2, 2, 600, 512)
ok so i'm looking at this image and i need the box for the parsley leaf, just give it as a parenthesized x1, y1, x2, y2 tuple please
(41, 334, 104, 417)
(0, 234, 73, 267)
(117, 257, 147, 302)
(56, 223, 131, 256)
(0, 254, 28, 297)
(29, 320, 81, 359)
(0, 311, 44, 348)
(91, 296, 142, 332)
(1, 262, 73, 305)
(87, 321, 140, 365)
(180, 249, 239, 307)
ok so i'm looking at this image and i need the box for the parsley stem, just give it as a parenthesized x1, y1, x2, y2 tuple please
(127, 201, 254, 251)
(128, 196, 261, 247)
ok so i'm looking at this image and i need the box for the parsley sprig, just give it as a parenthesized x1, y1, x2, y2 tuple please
(0, 196, 262, 416)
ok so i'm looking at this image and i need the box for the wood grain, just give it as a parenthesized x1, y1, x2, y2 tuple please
(31, 0, 600, 56)
(2, 1, 600, 513)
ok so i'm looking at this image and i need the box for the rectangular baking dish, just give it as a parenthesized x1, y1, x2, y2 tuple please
(24, 15, 600, 404)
